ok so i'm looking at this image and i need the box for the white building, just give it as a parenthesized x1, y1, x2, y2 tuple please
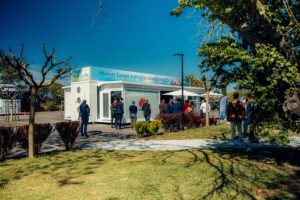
(63, 66, 205, 123)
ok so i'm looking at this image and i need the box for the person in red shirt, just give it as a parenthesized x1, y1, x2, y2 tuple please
(183, 100, 189, 113)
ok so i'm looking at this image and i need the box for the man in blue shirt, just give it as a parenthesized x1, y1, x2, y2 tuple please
(79, 99, 90, 137)
(115, 98, 124, 129)
(129, 100, 138, 128)
(172, 99, 182, 113)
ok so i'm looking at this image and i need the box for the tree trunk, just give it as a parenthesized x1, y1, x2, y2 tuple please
(206, 90, 210, 127)
(28, 87, 37, 158)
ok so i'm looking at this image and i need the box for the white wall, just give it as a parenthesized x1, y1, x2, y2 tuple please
(64, 81, 97, 121)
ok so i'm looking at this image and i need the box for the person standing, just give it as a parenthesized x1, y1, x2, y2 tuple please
(110, 99, 117, 128)
(187, 101, 194, 113)
(79, 99, 90, 137)
(227, 93, 245, 142)
(159, 99, 165, 114)
(129, 100, 138, 128)
(142, 99, 151, 122)
(200, 100, 210, 118)
(172, 99, 182, 113)
(183, 100, 189, 113)
(115, 98, 124, 129)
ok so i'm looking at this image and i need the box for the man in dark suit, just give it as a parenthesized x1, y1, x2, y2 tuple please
(79, 99, 90, 137)
(142, 99, 151, 122)
(115, 98, 124, 129)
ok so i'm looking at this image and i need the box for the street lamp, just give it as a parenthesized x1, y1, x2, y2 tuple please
(173, 53, 184, 130)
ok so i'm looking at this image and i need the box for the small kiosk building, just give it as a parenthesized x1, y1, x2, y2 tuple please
(63, 66, 205, 123)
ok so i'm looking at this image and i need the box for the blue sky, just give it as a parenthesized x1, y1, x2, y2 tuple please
(1, 0, 208, 84)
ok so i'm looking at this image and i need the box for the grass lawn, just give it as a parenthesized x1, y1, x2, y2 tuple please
(1, 149, 299, 200)
(148, 124, 232, 140)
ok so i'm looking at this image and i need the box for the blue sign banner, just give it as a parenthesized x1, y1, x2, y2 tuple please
(72, 66, 183, 86)
(219, 95, 227, 120)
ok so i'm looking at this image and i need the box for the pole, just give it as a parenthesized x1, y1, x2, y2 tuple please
(173, 53, 185, 131)
(181, 54, 184, 131)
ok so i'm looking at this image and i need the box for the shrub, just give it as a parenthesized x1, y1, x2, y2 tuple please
(256, 122, 290, 146)
(157, 113, 181, 132)
(134, 120, 162, 138)
(16, 124, 54, 154)
(148, 120, 161, 135)
(0, 126, 16, 161)
(201, 117, 218, 126)
(134, 121, 149, 138)
(184, 114, 204, 129)
(55, 121, 80, 151)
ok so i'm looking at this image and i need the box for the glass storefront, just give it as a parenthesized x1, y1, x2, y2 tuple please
(125, 90, 159, 119)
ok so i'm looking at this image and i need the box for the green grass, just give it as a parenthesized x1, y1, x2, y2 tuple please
(0, 149, 299, 200)
(148, 124, 231, 140)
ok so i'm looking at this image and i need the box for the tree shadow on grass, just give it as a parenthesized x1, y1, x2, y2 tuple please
(149, 148, 300, 200)
(195, 148, 300, 199)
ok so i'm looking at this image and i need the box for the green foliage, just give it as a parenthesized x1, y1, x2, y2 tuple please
(134, 120, 161, 138)
(134, 121, 149, 138)
(256, 122, 290, 146)
(172, 0, 300, 138)
(185, 74, 204, 87)
(46, 99, 57, 111)
(38, 82, 64, 111)
(148, 120, 161, 135)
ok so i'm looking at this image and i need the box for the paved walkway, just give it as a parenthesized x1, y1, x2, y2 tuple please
(80, 136, 300, 151)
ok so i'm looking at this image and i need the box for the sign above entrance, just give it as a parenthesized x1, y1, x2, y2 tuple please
(72, 66, 182, 86)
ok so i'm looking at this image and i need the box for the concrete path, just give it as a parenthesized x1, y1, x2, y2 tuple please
(80, 136, 300, 151)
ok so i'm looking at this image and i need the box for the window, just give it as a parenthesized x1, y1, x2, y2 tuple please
(103, 93, 109, 118)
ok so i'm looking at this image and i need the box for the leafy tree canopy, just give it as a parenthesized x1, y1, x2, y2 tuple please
(171, 0, 300, 132)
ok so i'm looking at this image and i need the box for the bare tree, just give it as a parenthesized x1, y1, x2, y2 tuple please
(0, 44, 73, 158)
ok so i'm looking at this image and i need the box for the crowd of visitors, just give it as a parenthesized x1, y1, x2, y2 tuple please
(78, 92, 253, 144)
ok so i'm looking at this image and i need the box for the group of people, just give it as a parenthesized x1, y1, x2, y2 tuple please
(159, 98, 211, 119)
(110, 97, 125, 130)
(111, 98, 152, 129)
(159, 99, 182, 114)
(78, 93, 252, 142)
(226, 92, 252, 142)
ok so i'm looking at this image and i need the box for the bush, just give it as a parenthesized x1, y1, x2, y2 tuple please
(256, 122, 290, 146)
(185, 114, 204, 129)
(134, 121, 149, 138)
(148, 120, 161, 135)
(16, 124, 54, 154)
(157, 113, 182, 132)
(0, 127, 16, 161)
(55, 121, 80, 151)
(158, 113, 217, 132)
(134, 120, 162, 138)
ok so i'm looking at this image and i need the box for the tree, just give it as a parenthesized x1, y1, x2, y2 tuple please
(171, 0, 300, 131)
(38, 82, 64, 111)
(0, 44, 73, 158)
(185, 74, 204, 87)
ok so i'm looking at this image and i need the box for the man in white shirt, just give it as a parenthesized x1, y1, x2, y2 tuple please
(200, 100, 210, 118)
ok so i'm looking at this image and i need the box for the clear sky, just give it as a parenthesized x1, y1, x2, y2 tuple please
(1, 0, 207, 83)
